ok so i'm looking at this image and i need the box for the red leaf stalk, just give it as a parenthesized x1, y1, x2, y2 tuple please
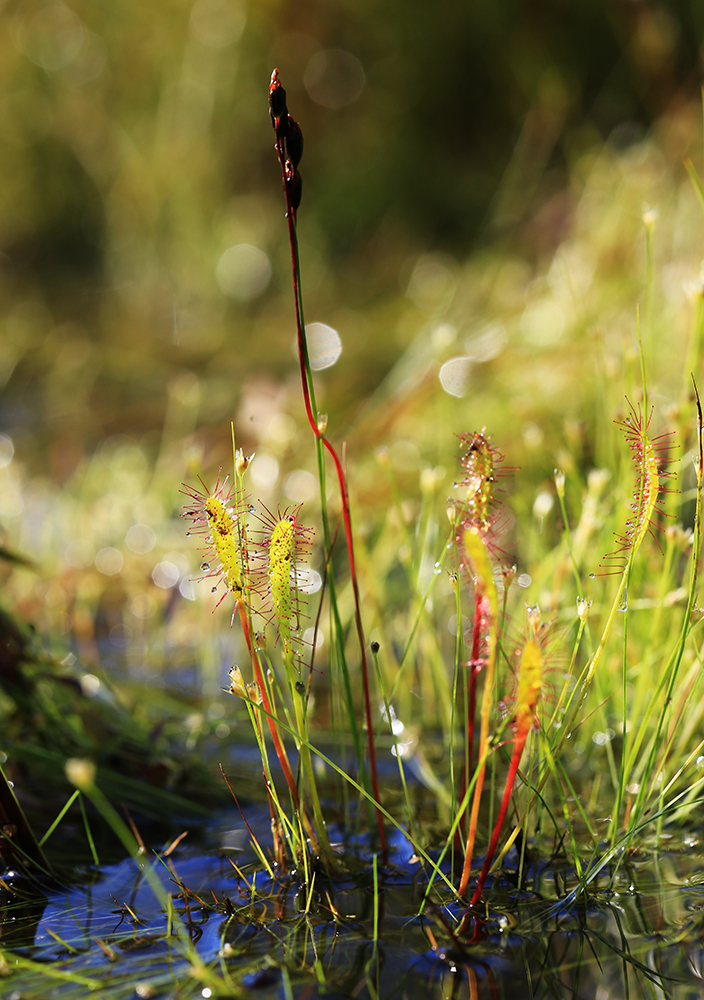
(236, 600, 319, 855)
(457, 590, 484, 840)
(468, 634, 542, 908)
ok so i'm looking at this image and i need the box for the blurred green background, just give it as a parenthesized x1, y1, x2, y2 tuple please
(2, 0, 703, 468)
(2, 0, 704, 767)
(0, 0, 702, 829)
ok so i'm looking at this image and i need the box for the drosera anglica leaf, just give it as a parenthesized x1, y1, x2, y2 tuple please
(181, 472, 248, 605)
(598, 400, 674, 575)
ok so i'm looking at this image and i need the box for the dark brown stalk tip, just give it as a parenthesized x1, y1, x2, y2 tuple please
(269, 68, 287, 129)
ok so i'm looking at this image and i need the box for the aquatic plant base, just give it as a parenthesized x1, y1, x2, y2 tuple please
(3, 813, 703, 1000)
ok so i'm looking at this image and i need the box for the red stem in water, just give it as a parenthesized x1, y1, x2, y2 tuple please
(458, 590, 483, 837)
(468, 724, 529, 907)
(237, 601, 319, 845)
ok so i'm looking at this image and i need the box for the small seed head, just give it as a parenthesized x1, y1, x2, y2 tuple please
(65, 758, 96, 790)
(642, 203, 658, 229)
(235, 448, 254, 476)
(525, 603, 541, 638)
(229, 664, 246, 699)
(554, 468, 565, 498)
(246, 682, 263, 705)
(576, 597, 592, 622)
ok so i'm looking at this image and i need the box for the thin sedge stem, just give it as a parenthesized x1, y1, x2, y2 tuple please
(274, 127, 386, 854)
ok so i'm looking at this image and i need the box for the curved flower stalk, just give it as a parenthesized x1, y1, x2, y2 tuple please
(269, 69, 386, 853)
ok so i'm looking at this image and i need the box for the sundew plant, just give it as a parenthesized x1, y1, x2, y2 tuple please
(176, 74, 704, 922)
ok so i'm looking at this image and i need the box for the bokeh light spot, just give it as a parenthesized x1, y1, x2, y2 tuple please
(126, 523, 157, 553)
(216, 244, 271, 301)
(439, 357, 473, 397)
(14, 3, 85, 71)
(95, 547, 124, 576)
(152, 561, 180, 589)
(285, 469, 317, 502)
(304, 49, 365, 109)
(249, 453, 279, 490)
(0, 435, 15, 469)
(302, 323, 342, 370)
(520, 299, 565, 346)
(407, 254, 457, 313)
(189, 0, 246, 48)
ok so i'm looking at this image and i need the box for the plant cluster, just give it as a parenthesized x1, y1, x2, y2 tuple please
(4, 68, 704, 1000)
(172, 75, 704, 936)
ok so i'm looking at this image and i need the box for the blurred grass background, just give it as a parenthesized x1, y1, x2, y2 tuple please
(2, 0, 704, 809)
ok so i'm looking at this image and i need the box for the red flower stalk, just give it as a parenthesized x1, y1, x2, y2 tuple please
(469, 616, 543, 909)
(269, 68, 386, 853)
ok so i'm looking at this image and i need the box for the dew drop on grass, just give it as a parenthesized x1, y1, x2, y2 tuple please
(618, 588, 628, 612)
(201, 562, 211, 572)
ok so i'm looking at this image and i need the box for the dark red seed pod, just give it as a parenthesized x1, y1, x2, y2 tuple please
(268, 68, 287, 128)
(287, 168, 302, 212)
(285, 116, 303, 168)
(275, 113, 289, 142)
